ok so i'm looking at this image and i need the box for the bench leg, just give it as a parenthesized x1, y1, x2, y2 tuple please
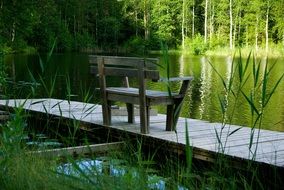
(126, 103, 135, 123)
(146, 106, 150, 127)
(173, 99, 184, 129)
(140, 105, 149, 134)
(166, 105, 174, 131)
(102, 100, 111, 125)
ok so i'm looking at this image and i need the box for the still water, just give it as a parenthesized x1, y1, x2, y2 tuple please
(3, 53, 284, 131)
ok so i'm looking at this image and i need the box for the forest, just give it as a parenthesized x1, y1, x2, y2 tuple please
(0, 0, 283, 54)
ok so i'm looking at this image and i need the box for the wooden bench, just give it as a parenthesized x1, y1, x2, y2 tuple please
(90, 55, 193, 134)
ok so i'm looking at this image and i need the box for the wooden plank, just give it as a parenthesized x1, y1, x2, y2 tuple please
(159, 76, 194, 82)
(104, 67, 160, 80)
(106, 89, 177, 105)
(30, 142, 124, 158)
(89, 55, 158, 69)
(106, 87, 179, 98)
(138, 61, 148, 134)
(98, 57, 111, 125)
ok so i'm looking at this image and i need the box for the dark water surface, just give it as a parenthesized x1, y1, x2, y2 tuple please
(4, 53, 284, 131)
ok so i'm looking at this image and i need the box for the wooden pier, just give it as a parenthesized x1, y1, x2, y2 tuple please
(1, 98, 284, 169)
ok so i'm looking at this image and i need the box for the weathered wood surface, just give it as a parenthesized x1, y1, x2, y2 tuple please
(30, 142, 124, 158)
(0, 98, 284, 168)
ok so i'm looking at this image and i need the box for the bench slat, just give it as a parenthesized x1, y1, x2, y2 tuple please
(89, 55, 158, 69)
(107, 88, 177, 105)
(159, 76, 194, 82)
(107, 87, 180, 98)
(90, 66, 160, 80)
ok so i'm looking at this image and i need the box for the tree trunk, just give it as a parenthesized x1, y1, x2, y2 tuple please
(255, 17, 259, 51)
(182, 0, 185, 49)
(192, 3, 195, 38)
(11, 0, 16, 43)
(11, 22, 15, 42)
(135, 10, 138, 37)
(233, 14, 237, 48)
(143, 0, 149, 40)
(209, 2, 214, 44)
(204, 0, 208, 43)
(238, 10, 241, 46)
(246, 25, 248, 47)
(265, 0, 270, 53)
(229, 0, 233, 49)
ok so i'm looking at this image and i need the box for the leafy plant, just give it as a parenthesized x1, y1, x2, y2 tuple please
(185, 34, 208, 55)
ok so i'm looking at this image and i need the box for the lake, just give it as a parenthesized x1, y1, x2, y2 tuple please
(3, 53, 284, 131)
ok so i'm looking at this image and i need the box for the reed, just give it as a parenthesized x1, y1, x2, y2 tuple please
(206, 50, 283, 189)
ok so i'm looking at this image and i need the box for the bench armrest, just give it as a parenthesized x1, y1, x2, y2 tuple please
(159, 76, 193, 82)
(159, 76, 193, 96)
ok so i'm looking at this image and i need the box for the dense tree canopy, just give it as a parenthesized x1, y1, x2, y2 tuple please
(0, 0, 283, 53)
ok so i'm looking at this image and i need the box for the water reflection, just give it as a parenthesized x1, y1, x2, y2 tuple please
(199, 56, 212, 120)
(178, 54, 185, 77)
(57, 158, 188, 190)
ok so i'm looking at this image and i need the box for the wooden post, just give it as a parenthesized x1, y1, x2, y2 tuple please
(123, 76, 135, 123)
(126, 103, 135, 123)
(173, 80, 191, 128)
(138, 60, 148, 134)
(98, 57, 111, 125)
(166, 105, 174, 131)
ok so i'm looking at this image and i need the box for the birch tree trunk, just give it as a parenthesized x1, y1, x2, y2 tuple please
(11, 22, 15, 42)
(229, 0, 233, 49)
(204, 0, 208, 43)
(265, 0, 270, 53)
(192, 2, 195, 38)
(143, 0, 149, 40)
(182, 0, 185, 49)
(209, 2, 214, 44)
(255, 17, 259, 51)
(238, 11, 241, 46)
(135, 11, 138, 36)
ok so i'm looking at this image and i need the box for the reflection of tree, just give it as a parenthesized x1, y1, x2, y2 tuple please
(178, 54, 202, 119)
(199, 56, 212, 120)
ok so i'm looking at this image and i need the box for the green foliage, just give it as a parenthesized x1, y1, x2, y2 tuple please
(0, 52, 7, 97)
(185, 34, 208, 55)
(0, 106, 27, 155)
(151, 0, 181, 47)
(0, 0, 284, 53)
(75, 32, 96, 51)
(123, 36, 147, 54)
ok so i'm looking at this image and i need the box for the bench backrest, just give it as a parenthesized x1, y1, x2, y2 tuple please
(89, 55, 160, 82)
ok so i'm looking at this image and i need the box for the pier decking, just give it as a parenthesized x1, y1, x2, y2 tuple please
(1, 98, 284, 168)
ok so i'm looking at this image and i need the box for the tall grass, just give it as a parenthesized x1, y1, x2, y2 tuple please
(205, 51, 284, 189)
(0, 51, 8, 98)
(208, 51, 283, 155)
(0, 108, 173, 190)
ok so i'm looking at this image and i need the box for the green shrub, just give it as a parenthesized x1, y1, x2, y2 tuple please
(185, 34, 208, 55)
(123, 36, 147, 54)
